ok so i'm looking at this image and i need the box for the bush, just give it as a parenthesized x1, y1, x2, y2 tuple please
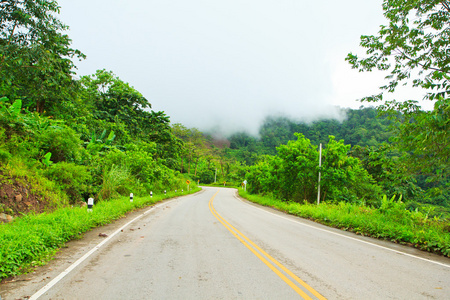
(194, 169, 215, 184)
(0, 149, 11, 163)
(43, 162, 92, 204)
(37, 126, 86, 163)
(98, 164, 131, 200)
(95, 146, 188, 195)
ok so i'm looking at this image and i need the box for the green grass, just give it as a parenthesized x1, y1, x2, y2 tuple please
(238, 190, 450, 257)
(0, 188, 201, 279)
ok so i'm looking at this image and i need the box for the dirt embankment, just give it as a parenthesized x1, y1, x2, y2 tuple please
(0, 171, 52, 218)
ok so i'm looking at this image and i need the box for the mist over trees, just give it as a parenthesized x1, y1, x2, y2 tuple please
(228, 107, 392, 158)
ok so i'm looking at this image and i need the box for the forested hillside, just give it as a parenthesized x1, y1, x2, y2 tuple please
(228, 107, 392, 161)
(224, 106, 449, 213)
(224, 0, 450, 216)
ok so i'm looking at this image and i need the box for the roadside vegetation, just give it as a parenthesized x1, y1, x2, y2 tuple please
(238, 190, 450, 257)
(0, 188, 199, 280)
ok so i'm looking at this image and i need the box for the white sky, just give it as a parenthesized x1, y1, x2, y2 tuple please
(58, 0, 428, 135)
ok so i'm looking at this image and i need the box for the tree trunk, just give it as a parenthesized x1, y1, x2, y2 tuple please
(36, 99, 45, 114)
(220, 161, 224, 177)
(194, 156, 199, 176)
(187, 149, 192, 174)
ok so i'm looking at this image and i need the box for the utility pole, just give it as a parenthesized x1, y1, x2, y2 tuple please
(317, 143, 322, 205)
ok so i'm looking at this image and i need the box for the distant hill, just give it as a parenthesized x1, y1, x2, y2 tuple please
(227, 107, 393, 164)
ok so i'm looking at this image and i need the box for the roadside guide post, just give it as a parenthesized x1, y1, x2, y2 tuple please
(244, 180, 247, 191)
(150, 191, 153, 198)
(317, 143, 322, 205)
(130, 193, 133, 202)
(87, 198, 94, 212)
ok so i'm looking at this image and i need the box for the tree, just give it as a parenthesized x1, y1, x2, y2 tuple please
(276, 133, 318, 202)
(346, 0, 450, 185)
(347, 0, 450, 103)
(171, 123, 206, 174)
(321, 136, 381, 204)
(80, 70, 172, 145)
(350, 144, 422, 200)
(394, 99, 449, 184)
(246, 155, 279, 195)
(0, 0, 85, 113)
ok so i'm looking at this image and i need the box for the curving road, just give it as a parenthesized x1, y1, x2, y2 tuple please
(2, 187, 450, 299)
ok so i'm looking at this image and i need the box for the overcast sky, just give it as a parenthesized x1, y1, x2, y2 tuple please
(58, 0, 424, 135)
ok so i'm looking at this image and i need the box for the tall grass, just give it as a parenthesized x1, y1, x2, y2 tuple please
(0, 188, 201, 279)
(238, 190, 450, 257)
(98, 164, 131, 200)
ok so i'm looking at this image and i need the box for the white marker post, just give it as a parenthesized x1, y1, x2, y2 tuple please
(244, 180, 247, 192)
(317, 143, 322, 205)
(150, 191, 153, 198)
(87, 198, 94, 212)
(130, 193, 133, 202)
(164, 190, 166, 195)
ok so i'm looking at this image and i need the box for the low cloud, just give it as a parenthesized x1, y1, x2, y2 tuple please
(60, 0, 386, 137)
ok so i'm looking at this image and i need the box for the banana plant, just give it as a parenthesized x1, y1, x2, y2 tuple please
(86, 129, 116, 155)
(0, 97, 22, 119)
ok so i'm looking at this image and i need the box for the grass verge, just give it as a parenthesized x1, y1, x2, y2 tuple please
(0, 188, 201, 280)
(238, 190, 450, 257)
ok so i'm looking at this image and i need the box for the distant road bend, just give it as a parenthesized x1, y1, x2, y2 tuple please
(2, 187, 450, 299)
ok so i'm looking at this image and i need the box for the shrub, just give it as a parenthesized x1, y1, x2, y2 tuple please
(43, 162, 92, 204)
(196, 169, 215, 184)
(37, 126, 86, 163)
(98, 164, 131, 200)
(0, 149, 11, 163)
(239, 190, 450, 257)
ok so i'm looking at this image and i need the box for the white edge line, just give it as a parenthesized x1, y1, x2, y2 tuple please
(29, 202, 165, 300)
(234, 195, 450, 269)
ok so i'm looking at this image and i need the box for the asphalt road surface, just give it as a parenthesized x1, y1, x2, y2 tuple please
(1, 187, 450, 299)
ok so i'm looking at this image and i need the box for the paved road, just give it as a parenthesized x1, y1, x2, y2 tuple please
(2, 187, 450, 299)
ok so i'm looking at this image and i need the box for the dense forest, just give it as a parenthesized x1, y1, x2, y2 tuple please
(0, 0, 449, 220)
(224, 108, 449, 213)
(227, 107, 392, 161)
(0, 1, 197, 216)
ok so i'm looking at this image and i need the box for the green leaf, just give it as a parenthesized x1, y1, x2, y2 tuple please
(43, 152, 53, 167)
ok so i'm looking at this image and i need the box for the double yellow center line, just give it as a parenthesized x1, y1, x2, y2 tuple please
(208, 190, 326, 300)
